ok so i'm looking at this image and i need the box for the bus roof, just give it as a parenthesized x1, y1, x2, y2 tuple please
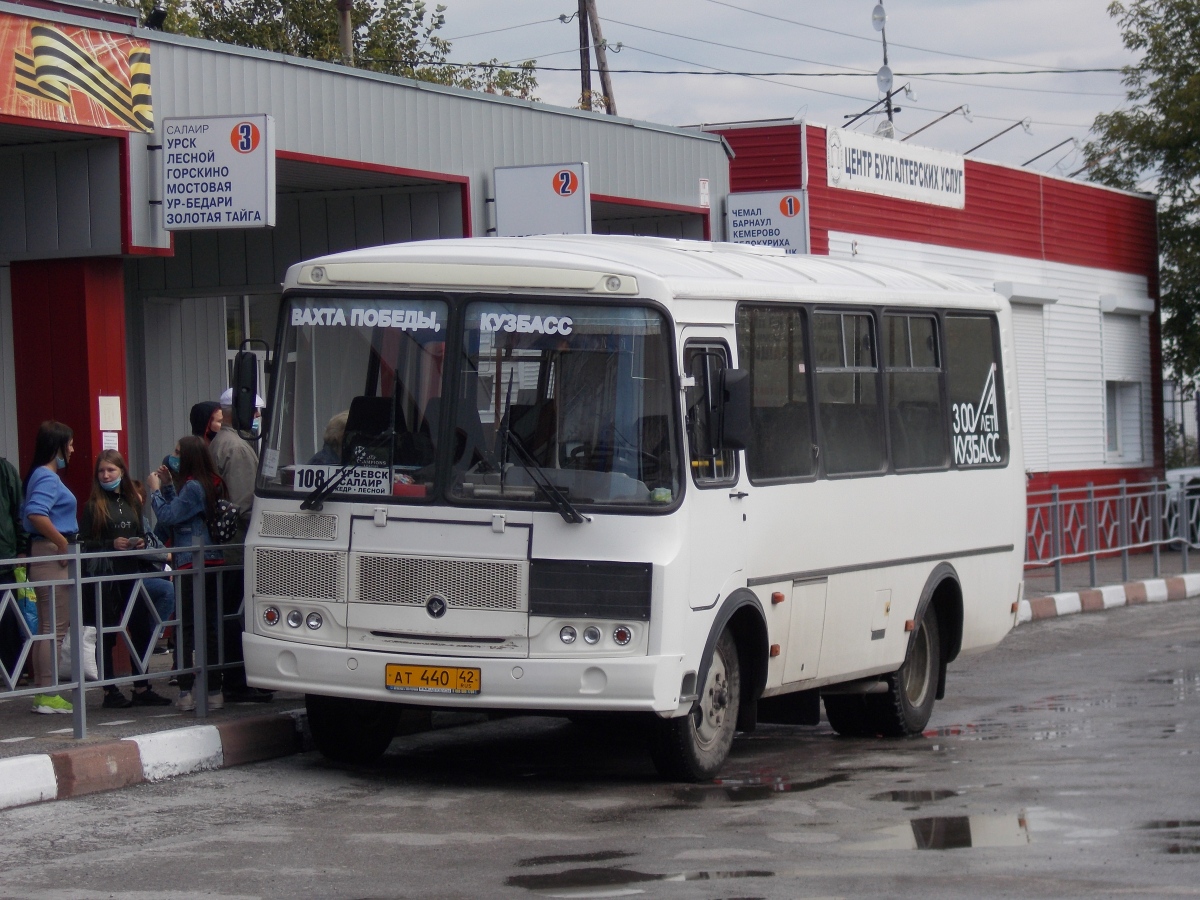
(284, 235, 1000, 308)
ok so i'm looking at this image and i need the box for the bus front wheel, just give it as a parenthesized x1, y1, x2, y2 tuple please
(650, 629, 740, 781)
(306, 694, 401, 765)
(868, 611, 941, 737)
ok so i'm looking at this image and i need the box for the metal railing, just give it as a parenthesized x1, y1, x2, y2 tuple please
(0, 536, 244, 739)
(1026, 479, 1199, 592)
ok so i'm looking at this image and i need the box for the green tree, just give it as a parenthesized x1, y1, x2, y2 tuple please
(1085, 0, 1200, 380)
(110, 1, 536, 99)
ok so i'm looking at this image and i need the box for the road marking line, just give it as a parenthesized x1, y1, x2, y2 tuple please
(0, 736, 34, 743)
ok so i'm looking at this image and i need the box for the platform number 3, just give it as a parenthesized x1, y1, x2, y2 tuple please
(553, 169, 579, 196)
(231, 121, 261, 154)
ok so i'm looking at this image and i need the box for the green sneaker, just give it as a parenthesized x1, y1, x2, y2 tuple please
(31, 694, 73, 715)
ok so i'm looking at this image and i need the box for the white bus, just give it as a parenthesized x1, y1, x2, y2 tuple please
(237, 235, 1024, 780)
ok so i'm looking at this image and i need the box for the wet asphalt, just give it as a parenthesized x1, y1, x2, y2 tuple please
(0, 596, 1197, 899)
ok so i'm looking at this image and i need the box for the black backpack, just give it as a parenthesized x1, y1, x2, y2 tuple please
(207, 499, 242, 544)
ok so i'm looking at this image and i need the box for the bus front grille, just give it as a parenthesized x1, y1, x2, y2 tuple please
(255, 547, 345, 601)
(259, 512, 338, 541)
(355, 554, 526, 611)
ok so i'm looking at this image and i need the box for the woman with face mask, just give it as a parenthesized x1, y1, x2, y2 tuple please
(21, 420, 78, 714)
(80, 450, 172, 708)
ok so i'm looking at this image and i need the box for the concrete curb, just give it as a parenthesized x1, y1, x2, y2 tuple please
(0, 711, 305, 811)
(1018, 573, 1200, 625)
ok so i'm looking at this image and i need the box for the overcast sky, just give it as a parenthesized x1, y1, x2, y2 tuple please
(439, 0, 1135, 175)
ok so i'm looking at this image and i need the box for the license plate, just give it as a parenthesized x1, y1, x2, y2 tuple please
(385, 663, 481, 695)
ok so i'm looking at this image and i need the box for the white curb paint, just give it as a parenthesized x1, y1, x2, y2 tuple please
(1144, 579, 1169, 602)
(0, 754, 58, 810)
(130, 725, 223, 782)
(1052, 593, 1082, 617)
(1016, 599, 1032, 624)
(1099, 585, 1126, 609)
(1183, 573, 1200, 595)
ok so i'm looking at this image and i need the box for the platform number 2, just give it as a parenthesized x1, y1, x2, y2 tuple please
(553, 169, 579, 196)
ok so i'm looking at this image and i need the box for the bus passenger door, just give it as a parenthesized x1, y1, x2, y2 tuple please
(681, 333, 748, 608)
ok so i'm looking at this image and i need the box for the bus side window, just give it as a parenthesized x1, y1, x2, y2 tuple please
(735, 305, 815, 481)
(684, 342, 738, 485)
(945, 314, 1008, 468)
(814, 311, 886, 476)
(883, 313, 949, 471)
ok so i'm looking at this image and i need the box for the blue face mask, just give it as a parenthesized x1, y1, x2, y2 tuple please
(251, 418, 262, 437)
(167, 455, 181, 473)
(100, 477, 122, 492)
(54, 455, 67, 470)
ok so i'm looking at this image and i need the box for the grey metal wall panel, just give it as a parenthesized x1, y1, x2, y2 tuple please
(0, 267, 17, 462)
(0, 162, 25, 256)
(55, 147, 92, 252)
(23, 153, 58, 254)
(218, 230, 248, 286)
(245, 227, 276, 286)
(353, 194, 385, 248)
(273, 197, 302, 283)
(297, 197, 329, 259)
(141, 298, 188, 466)
(410, 192, 440, 240)
(326, 196, 356, 253)
(190, 231, 221, 289)
(163, 228, 194, 290)
(382, 194, 412, 243)
(87, 142, 122, 254)
(123, 280, 149, 476)
(437, 190, 462, 238)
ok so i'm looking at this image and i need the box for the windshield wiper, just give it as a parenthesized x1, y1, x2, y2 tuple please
(503, 430, 589, 524)
(300, 458, 362, 511)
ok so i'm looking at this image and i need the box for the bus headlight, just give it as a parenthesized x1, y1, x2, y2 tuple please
(306, 612, 323, 630)
(286, 610, 303, 628)
(559, 625, 577, 644)
(582, 625, 601, 645)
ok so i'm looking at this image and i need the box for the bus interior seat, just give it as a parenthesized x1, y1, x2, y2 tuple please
(508, 402, 557, 466)
(889, 402, 946, 469)
(342, 396, 408, 466)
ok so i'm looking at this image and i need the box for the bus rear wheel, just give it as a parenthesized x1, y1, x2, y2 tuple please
(306, 694, 401, 765)
(867, 611, 941, 737)
(650, 629, 740, 781)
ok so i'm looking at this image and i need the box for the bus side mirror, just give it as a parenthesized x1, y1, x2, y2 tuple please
(232, 350, 260, 438)
(718, 368, 751, 451)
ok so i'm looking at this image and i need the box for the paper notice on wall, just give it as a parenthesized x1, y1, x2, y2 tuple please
(98, 396, 122, 430)
(101, 432, 119, 450)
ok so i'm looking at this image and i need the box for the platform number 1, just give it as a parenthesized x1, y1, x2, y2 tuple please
(778, 194, 802, 218)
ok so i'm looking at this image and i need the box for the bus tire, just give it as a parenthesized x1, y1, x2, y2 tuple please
(822, 694, 874, 737)
(306, 693, 401, 765)
(650, 628, 740, 781)
(868, 611, 941, 737)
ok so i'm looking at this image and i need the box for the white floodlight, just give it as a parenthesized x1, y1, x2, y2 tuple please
(872, 3, 887, 31)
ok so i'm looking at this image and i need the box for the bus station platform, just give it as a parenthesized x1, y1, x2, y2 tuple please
(3, 558, 1199, 812)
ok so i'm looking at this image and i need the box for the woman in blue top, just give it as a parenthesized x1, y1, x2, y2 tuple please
(146, 435, 228, 711)
(21, 421, 79, 715)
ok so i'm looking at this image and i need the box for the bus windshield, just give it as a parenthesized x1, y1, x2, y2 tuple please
(259, 295, 680, 511)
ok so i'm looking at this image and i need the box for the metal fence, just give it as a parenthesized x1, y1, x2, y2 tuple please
(0, 537, 243, 739)
(1026, 479, 1199, 592)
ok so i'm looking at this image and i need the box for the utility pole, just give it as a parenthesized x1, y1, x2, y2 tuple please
(577, 0, 592, 110)
(585, 0, 617, 115)
(337, 0, 354, 66)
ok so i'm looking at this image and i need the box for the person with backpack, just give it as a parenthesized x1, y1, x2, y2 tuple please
(79, 450, 172, 708)
(145, 436, 228, 711)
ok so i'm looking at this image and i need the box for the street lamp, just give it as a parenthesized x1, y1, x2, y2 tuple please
(902, 104, 971, 142)
(964, 118, 1032, 155)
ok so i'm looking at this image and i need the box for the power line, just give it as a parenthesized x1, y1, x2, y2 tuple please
(699, 0, 1123, 72)
(444, 18, 562, 42)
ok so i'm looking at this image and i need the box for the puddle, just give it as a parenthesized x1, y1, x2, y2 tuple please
(519, 851, 635, 868)
(1146, 669, 1200, 701)
(922, 722, 1004, 741)
(871, 789, 959, 803)
(670, 772, 850, 804)
(866, 813, 1030, 850)
(1140, 820, 1200, 855)
(506, 866, 773, 896)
